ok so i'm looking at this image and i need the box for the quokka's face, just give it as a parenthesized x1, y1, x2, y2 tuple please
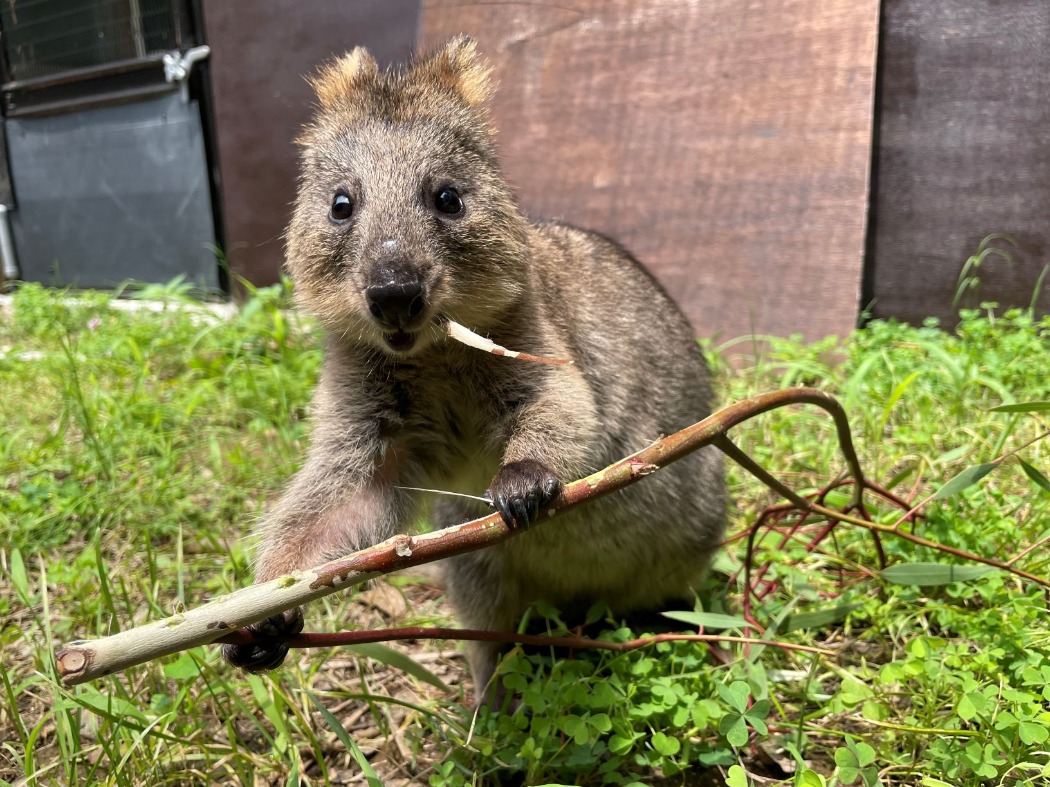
(286, 113, 527, 358)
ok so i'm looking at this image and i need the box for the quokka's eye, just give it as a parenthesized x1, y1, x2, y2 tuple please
(330, 193, 354, 223)
(434, 187, 464, 215)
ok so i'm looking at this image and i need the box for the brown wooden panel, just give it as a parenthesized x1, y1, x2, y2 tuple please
(202, 0, 420, 291)
(421, 0, 878, 342)
(867, 0, 1050, 323)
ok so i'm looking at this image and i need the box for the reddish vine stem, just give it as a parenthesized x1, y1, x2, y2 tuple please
(806, 499, 1050, 587)
(218, 626, 836, 657)
(863, 479, 917, 518)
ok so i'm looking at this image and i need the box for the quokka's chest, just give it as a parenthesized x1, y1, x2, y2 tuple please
(368, 369, 505, 468)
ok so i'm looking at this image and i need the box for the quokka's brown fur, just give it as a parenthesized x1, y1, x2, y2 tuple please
(222, 36, 726, 700)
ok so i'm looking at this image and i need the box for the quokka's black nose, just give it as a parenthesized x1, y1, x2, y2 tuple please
(365, 280, 425, 328)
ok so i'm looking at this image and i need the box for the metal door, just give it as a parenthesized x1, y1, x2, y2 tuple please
(0, 0, 221, 292)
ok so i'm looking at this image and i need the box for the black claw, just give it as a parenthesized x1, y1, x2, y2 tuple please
(222, 641, 290, 673)
(221, 607, 304, 673)
(510, 498, 529, 528)
(494, 494, 514, 527)
(485, 459, 562, 531)
(543, 477, 561, 499)
(528, 489, 543, 522)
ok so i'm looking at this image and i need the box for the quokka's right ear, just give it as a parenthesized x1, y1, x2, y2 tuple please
(309, 47, 379, 108)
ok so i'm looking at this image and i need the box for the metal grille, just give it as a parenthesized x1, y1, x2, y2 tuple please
(0, 0, 192, 83)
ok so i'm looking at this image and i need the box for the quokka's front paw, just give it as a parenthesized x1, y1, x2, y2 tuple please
(221, 606, 304, 673)
(486, 459, 562, 530)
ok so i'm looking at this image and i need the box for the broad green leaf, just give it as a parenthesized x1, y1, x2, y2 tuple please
(590, 681, 617, 705)
(795, 769, 828, 787)
(932, 463, 998, 500)
(726, 764, 752, 787)
(880, 562, 998, 586)
(503, 671, 528, 692)
(725, 716, 748, 748)
(975, 762, 997, 780)
(849, 740, 876, 767)
(348, 643, 447, 691)
(691, 698, 719, 728)
(532, 717, 551, 739)
(982, 743, 1006, 766)
(587, 713, 612, 733)
(650, 731, 681, 756)
(1018, 720, 1050, 744)
(957, 691, 988, 720)
(989, 401, 1050, 412)
(1020, 459, 1050, 495)
(746, 661, 769, 700)
(661, 610, 749, 629)
(920, 779, 955, 787)
(838, 675, 874, 706)
(557, 715, 589, 745)
(671, 702, 690, 728)
(838, 767, 861, 786)
(609, 734, 635, 755)
(746, 699, 771, 721)
(835, 747, 858, 768)
(308, 692, 382, 787)
(781, 603, 862, 633)
(861, 699, 888, 721)
(716, 680, 751, 713)
(162, 650, 201, 680)
(907, 638, 929, 658)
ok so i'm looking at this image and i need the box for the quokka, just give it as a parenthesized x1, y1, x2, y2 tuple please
(222, 36, 726, 701)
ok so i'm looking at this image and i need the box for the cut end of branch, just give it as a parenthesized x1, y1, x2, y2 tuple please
(445, 320, 572, 366)
(55, 646, 92, 684)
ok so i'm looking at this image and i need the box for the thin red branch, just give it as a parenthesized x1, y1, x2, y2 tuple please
(217, 626, 836, 658)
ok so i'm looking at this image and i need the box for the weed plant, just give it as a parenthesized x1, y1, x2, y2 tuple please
(1, 283, 1048, 786)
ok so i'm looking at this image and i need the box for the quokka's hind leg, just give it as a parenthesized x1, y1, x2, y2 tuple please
(442, 547, 522, 706)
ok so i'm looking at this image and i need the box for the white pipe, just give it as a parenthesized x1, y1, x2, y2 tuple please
(0, 205, 19, 281)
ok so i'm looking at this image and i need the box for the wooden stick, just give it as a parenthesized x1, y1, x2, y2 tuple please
(55, 388, 861, 685)
(445, 319, 572, 365)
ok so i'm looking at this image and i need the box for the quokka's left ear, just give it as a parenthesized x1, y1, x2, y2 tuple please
(414, 34, 494, 107)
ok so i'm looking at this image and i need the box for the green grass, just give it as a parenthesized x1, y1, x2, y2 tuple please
(1, 282, 1049, 786)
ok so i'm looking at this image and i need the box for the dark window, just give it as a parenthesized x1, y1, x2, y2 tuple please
(0, 0, 193, 84)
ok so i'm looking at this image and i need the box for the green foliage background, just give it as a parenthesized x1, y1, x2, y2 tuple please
(1, 282, 1048, 786)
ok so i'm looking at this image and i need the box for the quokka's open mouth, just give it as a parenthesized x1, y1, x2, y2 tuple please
(384, 330, 417, 352)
